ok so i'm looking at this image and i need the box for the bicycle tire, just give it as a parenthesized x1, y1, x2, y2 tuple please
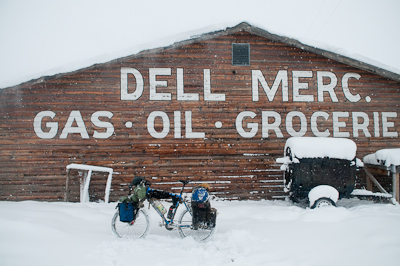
(111, 208, 150, 239)
(177, 208, 216, 242)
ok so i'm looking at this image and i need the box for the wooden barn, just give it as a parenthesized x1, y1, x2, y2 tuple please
(1, 22, 400, 202)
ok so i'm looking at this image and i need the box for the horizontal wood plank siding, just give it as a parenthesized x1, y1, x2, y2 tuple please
(1, 30, 400, 201)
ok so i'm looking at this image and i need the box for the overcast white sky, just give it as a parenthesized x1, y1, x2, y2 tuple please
(0, 0, 399, 88)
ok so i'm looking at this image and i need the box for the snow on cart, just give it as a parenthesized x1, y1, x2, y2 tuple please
(276, 137, 363, 208)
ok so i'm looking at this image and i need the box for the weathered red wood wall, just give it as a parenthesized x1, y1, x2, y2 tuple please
(1, 29, 400, 201)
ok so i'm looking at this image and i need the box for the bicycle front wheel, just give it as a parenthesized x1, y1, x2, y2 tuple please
(111, 208, 150, 239)
(177, 208, 216, 242)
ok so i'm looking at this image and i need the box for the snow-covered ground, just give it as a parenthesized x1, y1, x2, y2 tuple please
(1, 198, 400, 266)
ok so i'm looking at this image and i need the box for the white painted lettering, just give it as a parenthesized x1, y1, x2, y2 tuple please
(252, 70, 288, 102)
(60, 111, 89, 139)
(351, 112, 371, 138)
(311, 111, 330, 137)
(352, 112, 371, 137)
(317, 71, 338, 102)
(374, 112, 380, 137)
(147, 111, 170, 138)
(382, 112, 398, 137)
(177, 68, 199, 101)
(174, 111, 181, 138)
(261, 111, 283, 138)
(120, 67, 144, 100)
(91, 111, 114, 139)
(292, 71, 313, 102)
(34, 111, 58, 139)
(332, 111, 350, 137)
(342, 73, 361, 102)
(204, 69, 225, 101)
(185, 111, 205, 138)
(149, 68, 172, 101)
(236, 111, 258, 138)
(286, 111, 307, 137)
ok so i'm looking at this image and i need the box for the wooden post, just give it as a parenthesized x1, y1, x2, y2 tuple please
(392, 165, 399, 203)
(81, 170, 92, 203)
(366, 171, 373, 191)
(396, 172, 400, 202)
(65, 169, 71, 202)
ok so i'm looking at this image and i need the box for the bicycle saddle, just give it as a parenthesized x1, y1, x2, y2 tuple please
(178, 179, 190, 185)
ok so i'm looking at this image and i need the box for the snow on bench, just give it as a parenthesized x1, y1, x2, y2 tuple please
(363, 148, 400, 168)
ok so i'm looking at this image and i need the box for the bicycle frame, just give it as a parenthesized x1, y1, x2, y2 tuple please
(145, 180, 192, 230)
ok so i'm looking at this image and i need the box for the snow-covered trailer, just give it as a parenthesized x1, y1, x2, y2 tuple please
(277, 137, 362, 208)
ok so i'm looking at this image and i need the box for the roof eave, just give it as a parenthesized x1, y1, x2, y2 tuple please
(4, 22, 400, 89)
(239, 22, 400, 82)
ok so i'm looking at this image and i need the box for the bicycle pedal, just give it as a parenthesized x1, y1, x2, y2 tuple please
(158, 222, 163, 227)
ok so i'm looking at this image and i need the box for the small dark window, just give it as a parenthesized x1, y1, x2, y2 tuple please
(232, 43, 250, 66)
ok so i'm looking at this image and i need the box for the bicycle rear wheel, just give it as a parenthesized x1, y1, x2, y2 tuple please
(111, 208, 150, 239)
(177, 208, 216, 242)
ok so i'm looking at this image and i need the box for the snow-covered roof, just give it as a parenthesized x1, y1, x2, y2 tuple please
(284, 137, 357, 161)
(363, 149, 400, 167)
(2, 1, 400, 89)
(3, 22, 400, 89)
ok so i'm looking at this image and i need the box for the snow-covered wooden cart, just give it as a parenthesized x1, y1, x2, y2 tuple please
(276, 137, 364, 208)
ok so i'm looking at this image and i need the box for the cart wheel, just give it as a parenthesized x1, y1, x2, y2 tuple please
(310, 197, 336, 209)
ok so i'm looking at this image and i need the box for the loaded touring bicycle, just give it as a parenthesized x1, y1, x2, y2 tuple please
(111, 177, 217, 242)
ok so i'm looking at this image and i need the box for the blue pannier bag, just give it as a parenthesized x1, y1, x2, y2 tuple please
(118, 202, 136, 222)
